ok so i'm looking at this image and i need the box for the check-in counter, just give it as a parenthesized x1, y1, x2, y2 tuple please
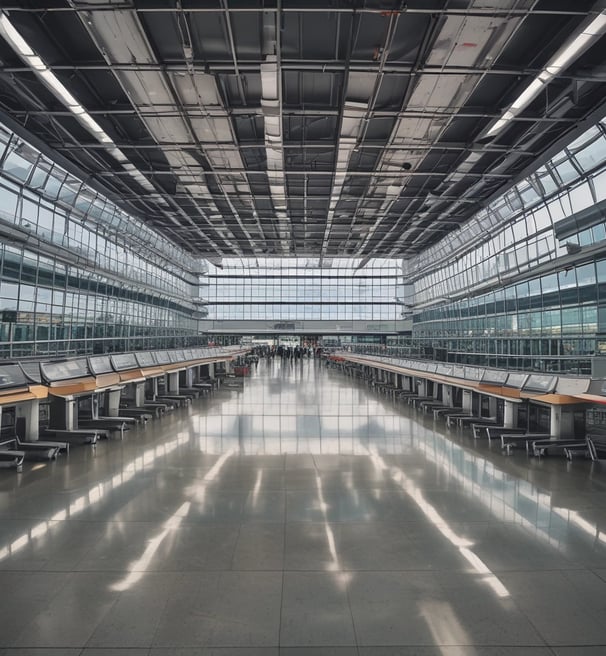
(0, 346, 251, 461)
(333, 352, 593, 440)
(0, 363, 51, 464)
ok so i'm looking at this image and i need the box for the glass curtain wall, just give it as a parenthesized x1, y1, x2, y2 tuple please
(410, 117, 606, 304)
(0, 122, 201, 357)
(206, 258, 402, 322)
(409, 259, 602, 374)
(407, 115, 606, 375)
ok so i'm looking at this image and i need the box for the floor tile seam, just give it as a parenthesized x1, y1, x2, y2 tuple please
(269, 642, 603, 649)
(0, 517, 126, 523)
(0, 642, 576, 652)
(540, 642, 606, 647)
(316, 640, 600, 649)
(282, 520, 511, 525)
(80, 592, 124, 652)
(0, 566, 491, 574)
(5, 565, 597, 574)
(227, 521, 243, 571)
(1, 645, 93, 653)
(276, 566, 596, 574)
(281, 520, 464, 525)
(498, 566, 603, 577)
(71, 526, 108, 568)
(342, 560, 361, 654)
(301, 449, 360, 652)
(277, 472, 287, 649)
(480, 572, 555, 652)
(147, 569, 178, 653)
(127, 640, 585, 649)
(32, 567, 289, 573)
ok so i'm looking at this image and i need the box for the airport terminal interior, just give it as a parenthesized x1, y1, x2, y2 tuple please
(1, 1, 606, 653)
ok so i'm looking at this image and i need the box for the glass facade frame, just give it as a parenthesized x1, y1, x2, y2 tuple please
(406, 115, 606, 375)
(410, 117, 606, 306)
(206, 257, 403, 322)
(0, 122, 202, 357)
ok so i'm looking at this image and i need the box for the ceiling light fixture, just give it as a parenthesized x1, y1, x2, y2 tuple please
(484, 9, 606, 139)
(37, 69, 81, 106)
(0, 10, 156, 194)
(0, 13, 33, 56)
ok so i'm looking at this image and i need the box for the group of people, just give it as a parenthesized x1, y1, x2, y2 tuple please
(249, 344, 322, 361)
(275, 345, 314, 360)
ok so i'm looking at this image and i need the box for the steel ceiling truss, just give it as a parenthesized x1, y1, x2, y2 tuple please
(0, 1, 604, 258)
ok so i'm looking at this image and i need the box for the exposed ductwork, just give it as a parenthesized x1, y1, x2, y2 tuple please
(0, 2, 604, 260)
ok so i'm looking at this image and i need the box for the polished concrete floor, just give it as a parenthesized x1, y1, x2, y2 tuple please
(1, 358, 606, 655)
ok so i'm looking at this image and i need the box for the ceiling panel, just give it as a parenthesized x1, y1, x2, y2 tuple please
(0, 1, 604, 258)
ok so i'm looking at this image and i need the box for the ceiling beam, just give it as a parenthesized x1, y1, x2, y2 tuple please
(6, 107, 586, 124)
(1, 5, 589, 17)
(49, 140, 535, 156)
(94, 168, 511, 179)
(3, 62, 606, 83)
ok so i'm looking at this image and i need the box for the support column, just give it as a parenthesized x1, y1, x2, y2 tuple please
(65, 399, 78, 430)
(16, 399, 39, 441)
(560, 408, 575, 437)
(168, 372, 180, 393)
(90, 394, 99, 420)
(151, 377, 159, 400)
(488, 397, 498, 419)
(417, 378, 427, 397)
(185, 368, 194, 387)
(443, 385, 454, 407)
(135, 382, 145, 407)
(550, 405, 562, 438)
(504, 401, 517, 428)
(49, 396, 76, 430)
(106, 389, 121, 417)
(462, 389, 472, 412)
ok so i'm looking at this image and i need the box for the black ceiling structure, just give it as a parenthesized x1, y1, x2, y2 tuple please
(0, 1, 605, 259)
